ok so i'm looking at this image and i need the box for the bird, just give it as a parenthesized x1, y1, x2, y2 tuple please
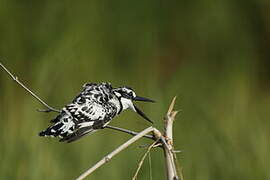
(39, 82, 154, 143)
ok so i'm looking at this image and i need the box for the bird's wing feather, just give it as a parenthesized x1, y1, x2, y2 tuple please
(59, 126, 96, 143)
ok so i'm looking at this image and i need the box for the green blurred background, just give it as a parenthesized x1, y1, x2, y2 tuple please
(0, 0, 270, 179)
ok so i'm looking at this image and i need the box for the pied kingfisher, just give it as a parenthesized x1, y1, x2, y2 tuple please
(39, 82, 154, 143)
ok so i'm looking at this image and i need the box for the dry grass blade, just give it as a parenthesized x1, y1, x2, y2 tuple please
(167, 96, 177, 115)
(132, 139, 159, 180)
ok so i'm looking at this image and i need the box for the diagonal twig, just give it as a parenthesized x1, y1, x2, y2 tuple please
(105, 125, 155, 140)
(0, 62, 60, 113)
(76, 126, 156, 180)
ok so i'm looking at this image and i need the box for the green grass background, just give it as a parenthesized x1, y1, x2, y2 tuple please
(0, 0, 270, 179)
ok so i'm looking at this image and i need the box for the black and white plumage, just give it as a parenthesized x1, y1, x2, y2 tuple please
(39, 82, 154, 143)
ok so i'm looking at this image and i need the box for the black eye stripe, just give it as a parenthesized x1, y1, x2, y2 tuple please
(121, 92, 133, 99)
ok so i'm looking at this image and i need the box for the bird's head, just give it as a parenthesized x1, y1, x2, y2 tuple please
(113, 86, 155, 123)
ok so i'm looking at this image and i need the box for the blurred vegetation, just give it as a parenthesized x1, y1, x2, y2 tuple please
(0, 0, 270, 179)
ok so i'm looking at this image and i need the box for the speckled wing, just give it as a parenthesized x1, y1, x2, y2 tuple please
(39, 83, 118, 143)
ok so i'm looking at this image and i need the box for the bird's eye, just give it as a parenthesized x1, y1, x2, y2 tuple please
(128, 92, 133, 96)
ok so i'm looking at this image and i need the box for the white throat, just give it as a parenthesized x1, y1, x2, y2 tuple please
(120, 98, 135, 111)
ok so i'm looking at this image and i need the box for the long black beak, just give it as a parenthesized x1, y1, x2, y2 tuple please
(134, 105, 153, 124)
(133, 96, 155, 103)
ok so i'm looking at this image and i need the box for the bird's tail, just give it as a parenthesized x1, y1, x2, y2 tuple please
(39, 121, 67, 138)
(39, 113, 74, 139)
(39, 114, 96, 143)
